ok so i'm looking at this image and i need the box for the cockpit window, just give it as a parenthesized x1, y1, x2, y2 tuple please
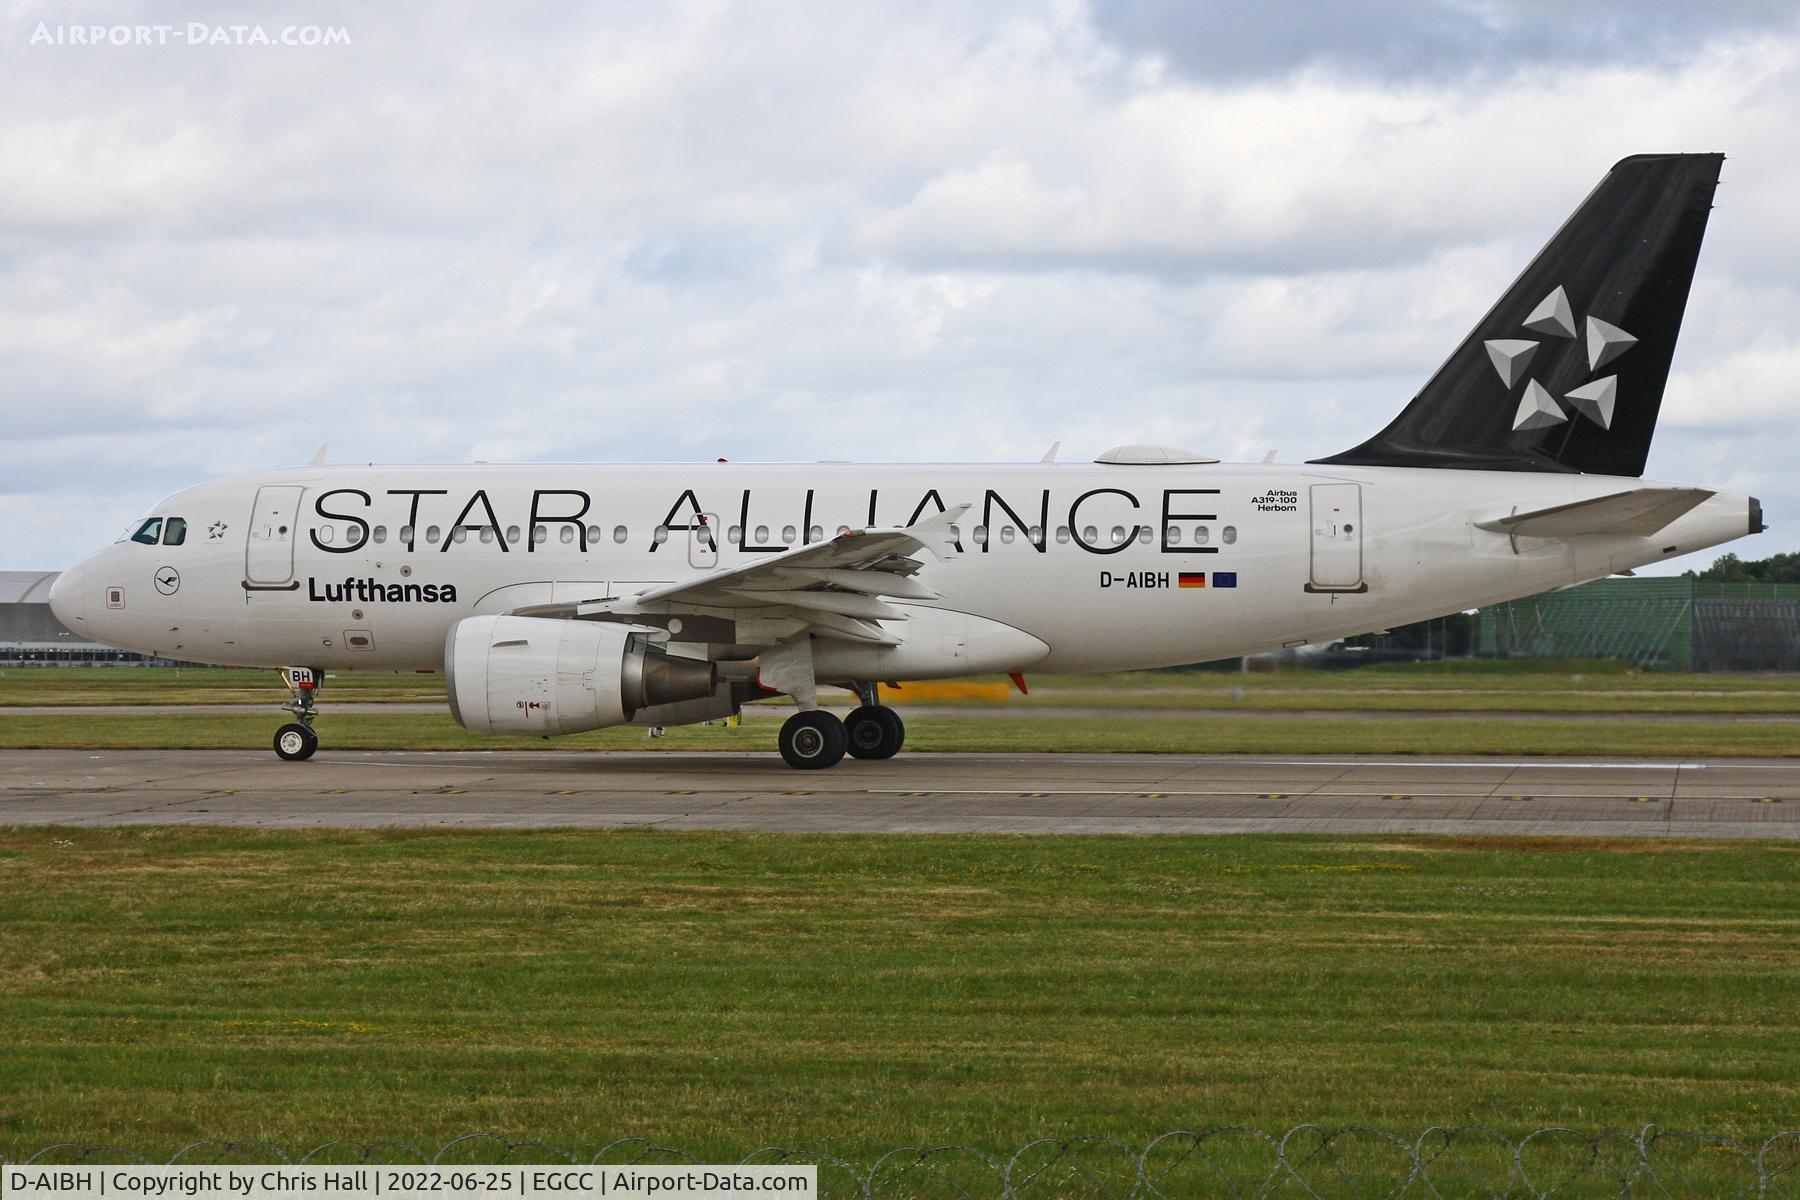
(130, 518, 162, 545)
(163, 517, 188, 546)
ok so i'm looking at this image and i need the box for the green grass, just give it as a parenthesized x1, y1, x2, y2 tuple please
(1, 709, 1798, 756)
(11, 663, 1800, 711)
(0, 829, 1795, 1163)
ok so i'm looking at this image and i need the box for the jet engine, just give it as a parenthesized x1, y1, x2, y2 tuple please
(445, 615, 716, 736)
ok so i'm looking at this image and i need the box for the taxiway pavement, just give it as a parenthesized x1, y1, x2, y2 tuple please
(1, 749, 1796, 837)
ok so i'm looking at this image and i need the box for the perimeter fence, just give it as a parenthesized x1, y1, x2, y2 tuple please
(7, 1128, 1800, 1198)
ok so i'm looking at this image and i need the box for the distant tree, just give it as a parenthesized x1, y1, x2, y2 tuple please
(1687, 552, 1800, 583)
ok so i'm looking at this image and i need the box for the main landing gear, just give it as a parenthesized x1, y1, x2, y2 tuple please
(845, 704, 905, 760)
(273, 666, 322, 761)
(777, 684, 905, 770)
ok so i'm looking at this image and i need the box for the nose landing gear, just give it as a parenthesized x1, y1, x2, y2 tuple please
(274, 666, 322, 761)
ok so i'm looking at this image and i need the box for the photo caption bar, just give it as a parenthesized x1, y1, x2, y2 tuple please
(3, 1166, 814, 1200)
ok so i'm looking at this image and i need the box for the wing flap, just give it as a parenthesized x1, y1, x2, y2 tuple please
(520, 504, 971, 645)
(1476, 487, 1714, 537)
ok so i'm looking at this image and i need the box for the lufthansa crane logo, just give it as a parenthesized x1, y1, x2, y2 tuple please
(153, 566, 181, 596)
(1485, 286, 1637, 433)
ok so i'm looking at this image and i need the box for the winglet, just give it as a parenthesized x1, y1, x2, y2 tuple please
(1041, 441, 1061, 463)
(309, 443, 328, 467)
(906, 503, 971, 560)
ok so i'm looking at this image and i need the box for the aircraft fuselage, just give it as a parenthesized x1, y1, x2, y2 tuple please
(49, 461, 1758, 675)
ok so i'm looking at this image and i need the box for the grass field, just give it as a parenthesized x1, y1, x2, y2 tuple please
(12, 661, 1800, 710)
(1, 828, 1795, 1164)
(7, 708, 1800, 757)
(5, 663, 1800, 756)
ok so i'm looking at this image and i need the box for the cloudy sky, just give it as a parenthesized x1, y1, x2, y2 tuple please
(4, 0, 1799, 571)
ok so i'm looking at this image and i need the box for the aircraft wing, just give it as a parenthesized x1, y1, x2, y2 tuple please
(1475, 487, 1714, 538)
(512, 505, 968, 646)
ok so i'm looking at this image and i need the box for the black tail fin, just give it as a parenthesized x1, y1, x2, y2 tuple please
(1314, 153, 1723, 476)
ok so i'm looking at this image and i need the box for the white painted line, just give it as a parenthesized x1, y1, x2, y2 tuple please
(869, 788, 1787, 802)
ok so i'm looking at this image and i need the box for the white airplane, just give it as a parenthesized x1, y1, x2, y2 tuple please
(49, 153, 1763, 768)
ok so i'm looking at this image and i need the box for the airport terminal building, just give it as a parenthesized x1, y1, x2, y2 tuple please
(0, 571, 147, 665)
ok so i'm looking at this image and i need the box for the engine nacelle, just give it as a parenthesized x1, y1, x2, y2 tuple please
(445, 615, 717, 736)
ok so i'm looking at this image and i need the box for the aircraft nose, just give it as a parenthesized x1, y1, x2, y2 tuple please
(48, 561, 89, 630)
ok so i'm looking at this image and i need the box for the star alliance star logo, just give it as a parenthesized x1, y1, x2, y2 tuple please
(208, 521, 228, 539)
(1485, 286, 1636, 432)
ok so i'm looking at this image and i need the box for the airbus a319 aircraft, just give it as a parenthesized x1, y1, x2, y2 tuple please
(50, 154, 1763, 768)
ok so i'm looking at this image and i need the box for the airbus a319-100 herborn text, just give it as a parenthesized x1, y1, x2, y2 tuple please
(51, 154, 1764, 767)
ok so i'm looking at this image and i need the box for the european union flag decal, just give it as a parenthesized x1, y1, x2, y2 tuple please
(1212, 572, 1238, 588)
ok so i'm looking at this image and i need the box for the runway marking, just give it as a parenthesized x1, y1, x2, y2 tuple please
(1248, 759, 1712, 770)
(857, 786, 1796, 803)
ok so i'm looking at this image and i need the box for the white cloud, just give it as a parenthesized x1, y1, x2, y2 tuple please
(1, 1, 1798, 572)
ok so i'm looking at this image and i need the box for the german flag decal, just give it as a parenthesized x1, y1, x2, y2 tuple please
(1178, 573, 1206, 588)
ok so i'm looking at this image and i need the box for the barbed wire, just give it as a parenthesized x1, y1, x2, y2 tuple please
(6, 1127, 1797, 1197)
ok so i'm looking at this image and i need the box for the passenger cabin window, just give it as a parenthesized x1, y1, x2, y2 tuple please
(560, 526, 574, 544)
(130, 518, 162, 545)
(611, 525, 626, 544)
(1223, 525, 1238, 545)
(162, 517, 187, 546)
(373, 526, 388, 545)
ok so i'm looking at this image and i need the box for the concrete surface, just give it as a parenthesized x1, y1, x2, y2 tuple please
(1, 749, 1796, 837)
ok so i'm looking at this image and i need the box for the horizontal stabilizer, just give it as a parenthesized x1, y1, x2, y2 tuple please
(1475, 487, 1714, 537)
